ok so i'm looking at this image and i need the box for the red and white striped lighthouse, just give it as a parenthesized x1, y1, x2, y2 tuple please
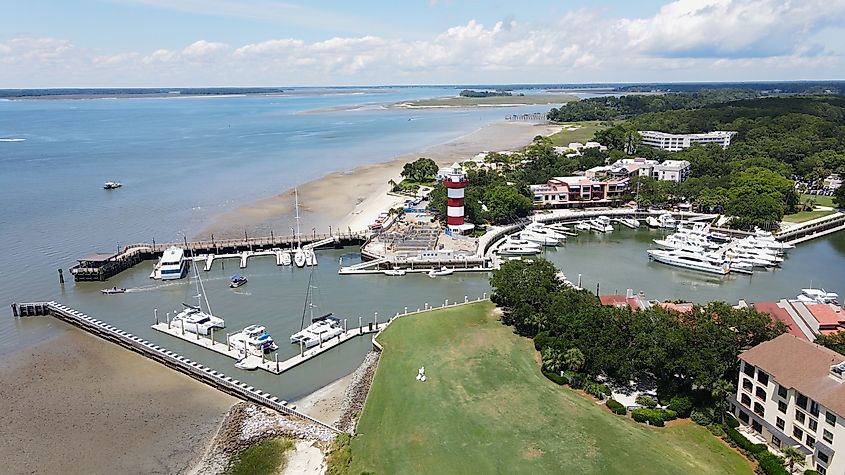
(443, 171, 469, 231)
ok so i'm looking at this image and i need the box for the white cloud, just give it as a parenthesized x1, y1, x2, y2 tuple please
(1, 0, 844, 86)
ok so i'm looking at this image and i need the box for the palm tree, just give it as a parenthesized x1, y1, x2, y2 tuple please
(711, 379, 734, 425)
(541, 347, 562, 374)
(387, 179, 398, 191)
(563, 348, 585, 372)
(781, 446, 804, 474)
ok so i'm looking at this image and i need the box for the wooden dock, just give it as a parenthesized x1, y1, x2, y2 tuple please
(11, 301, 342, 434)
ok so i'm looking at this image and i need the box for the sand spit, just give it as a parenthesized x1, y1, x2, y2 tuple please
(201, 121, 561, 239)
(0, 321, 236, 475)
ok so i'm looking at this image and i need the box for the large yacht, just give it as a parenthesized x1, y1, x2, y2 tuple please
(498, 242, 542, 255)
(171, 304, 225, 335)
(654, 234, 717, 252)
(647, 248, 731, 275)
(588, 216, 613, 233)
(159, 246, 189, 280)
(229, 325, 279, 356)
(517, 230, 559, 246)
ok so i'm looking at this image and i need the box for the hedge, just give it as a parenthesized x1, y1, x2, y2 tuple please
(804, 471, 821, 475)
(635, 395, 658, 408)
(606, 399, 626, 415)
(754, 451, 788, 475)
(667, 395, 693, 417)
(724, 413, 739, 429)
(725, 427, 767, 454)
(631, 408, 667, 427)
(542, 370, 567, 386)
(586, 382, 611, 399)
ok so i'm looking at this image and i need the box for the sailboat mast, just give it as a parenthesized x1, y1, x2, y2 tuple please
(294, 188, 301, 247)
(299, 268, 313, 330)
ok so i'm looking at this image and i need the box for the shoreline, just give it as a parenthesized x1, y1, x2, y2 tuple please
(200, 121, 562, 239)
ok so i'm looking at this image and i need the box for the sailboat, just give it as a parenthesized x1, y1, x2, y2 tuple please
(292, 188, 308, 268)
(289, 268, 343, 349)
(171, 253, 225, 335)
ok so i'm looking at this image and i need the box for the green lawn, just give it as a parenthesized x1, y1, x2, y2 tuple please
(547, 121, 609, 147)
(801, 194, 837, 208)
(783, 209, 836, 223)
(349, 302, 752, 475)
(226, 437, 294, 475)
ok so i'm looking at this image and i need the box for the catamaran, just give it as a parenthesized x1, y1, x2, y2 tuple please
(171, 258, 225, 335)
(289, 269, 344, 349)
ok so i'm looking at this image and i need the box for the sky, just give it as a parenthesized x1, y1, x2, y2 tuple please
(1, 0, 844, 87)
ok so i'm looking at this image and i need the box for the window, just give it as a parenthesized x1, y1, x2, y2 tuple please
(778, 385, 788, 399)
(752, 420, 763, 433)
(743, 378, 753, 391)
(797, 393, 809, 410)
(776, 418, 785, 430)
(757, 371, 769, 385)
(809, 418, 818, 431)
(741, 393, 752, 407)
(771, 436, 782, 448)
(797, 411, 807, 425)
(807, 436, 816, 449)
(779, 400, 788, 414)
(818, 451, 829, 464)
(794, 427, 804, 440)
(823, 429, 833, 444)
(743, 363, 755, 377)
(754, 402, 765, 417)
(739, 411, 750, 424)
(816, 465, 826, 475)
(826, 412, 837, 426)
(756, 387, 767, 401)
(810, 401, 820, 417)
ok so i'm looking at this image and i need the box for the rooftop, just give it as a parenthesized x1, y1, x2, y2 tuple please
(740, 334, 845, 416)
(753, 302, 807, 340)
(805, 303, 845, 327)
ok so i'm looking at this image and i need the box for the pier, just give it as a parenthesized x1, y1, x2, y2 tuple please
(11, 301, 342, 434)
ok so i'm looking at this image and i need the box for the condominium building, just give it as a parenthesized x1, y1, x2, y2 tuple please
(529, 176, 630, 208)
(732, 334, 845, 474)
(639, 130, 737, 151)
(585, 157, 691, 183)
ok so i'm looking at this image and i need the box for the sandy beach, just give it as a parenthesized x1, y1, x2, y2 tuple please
(201, 121, 561, 239)
(0, 320, 236, 475)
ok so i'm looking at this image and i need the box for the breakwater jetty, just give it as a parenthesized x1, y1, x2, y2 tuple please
(70, 230, 368, 282)
(11, 301, 342, 434)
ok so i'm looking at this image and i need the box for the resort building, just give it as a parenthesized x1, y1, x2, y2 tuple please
(529, 175, 630, 208)
(732, 334, 845, 474)
(599, 290, 693, 313)
(585, 158, 691, 183)
(639, 130, 737, 151)
(746, 299, 845, 342)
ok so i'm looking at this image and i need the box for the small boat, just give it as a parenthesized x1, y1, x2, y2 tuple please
(305, 249, 317, 266)
(101, 286, 126, 294)
(645, 216, 660, 228)
(234, 358, 259, 371)
(103, 181, 122, 190)
(575, 221, 592, 232)
(229, 274, 248, 288)
(619, 217, 640, 229)
(428, 266, 454, 277)
(797, 288, 839, 305)
(294, 249, 306, 267)
(729, 261, 755, 274)
(383, 269, 407, 276)
(280, 252, 292, 266)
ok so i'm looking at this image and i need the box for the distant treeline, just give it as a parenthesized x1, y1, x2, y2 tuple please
(0, 88, 287, 98)
(459, 89, 522, 98)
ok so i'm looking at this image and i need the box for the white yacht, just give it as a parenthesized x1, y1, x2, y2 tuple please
(589, 216, 613, 233)
(722, 250, 777, 268)
(797, 288, 839, 305)
(518, 230, 560, 246)
(707, 230, 732, 243)
(525, 222, 568, 240)
(647, 248, 731, 275)
(159, 246, 189, 280)
(428, 266, 454, 277)
(654, 235, 714, 252)
(294, 249, 306, 267)
(305, 249, 317, 266)
(290, 314, 344, 349)
(619, 217, 640, 229)
(741, 234, 794, 252)
(675, 222, 711, 240)
(383, 269, 407, 276)
(645, 216, 660, 228)
(171, 304, 225, 335)
(657, 213, 677, 229)
(575, 221, 592, 232)
(229, 324, 279, 356)
(498, 243, 541, 255)
(280, 252, 292, 266)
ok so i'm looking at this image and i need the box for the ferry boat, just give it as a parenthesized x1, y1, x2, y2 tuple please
(172, 303, 226, 335)
(589, 216, 613, 233)
(647, 248, 731, 275)
(619, 217, 640, 229)
(797, 288, 839, 305)
(428, 266, 454, 277)
(229, 274, 248, 288)
(230, 325, 278, 356)
(159, 246, 189, 280)
(103, 181, 122, 190)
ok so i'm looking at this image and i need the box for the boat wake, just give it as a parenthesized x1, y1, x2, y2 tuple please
(0, 138, 26, 142)
(232, 291, 252, 296)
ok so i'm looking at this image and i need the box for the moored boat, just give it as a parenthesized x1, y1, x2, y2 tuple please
(619, 217, 640, 229)
(230, 324, 279, 355)
(647, 248, 731, 275)
(428, 266, 454, 277)
(383, 269, 407, 276)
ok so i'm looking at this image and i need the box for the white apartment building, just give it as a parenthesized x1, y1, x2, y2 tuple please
(639, 130, 737, 151)
(585, 157, 691, 183)
(733, 334, 845, 474)
(653, 160, 691, 182)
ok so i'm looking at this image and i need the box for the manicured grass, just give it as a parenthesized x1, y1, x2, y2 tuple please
(350, 302, 753, 475)
(406, 95, 578, 107)
(547, 121, 609, 147)
(783, 210, 836, 223)
(226, 437, 294, 475)
(801, 194, 837, 208)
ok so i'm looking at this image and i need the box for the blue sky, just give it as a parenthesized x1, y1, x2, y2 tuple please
(0, 0, 843, 87)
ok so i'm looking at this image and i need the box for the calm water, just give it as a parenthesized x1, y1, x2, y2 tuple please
(2, 88, 844, 401)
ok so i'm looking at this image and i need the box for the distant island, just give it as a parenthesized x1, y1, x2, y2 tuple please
(458, 89, 523, 98)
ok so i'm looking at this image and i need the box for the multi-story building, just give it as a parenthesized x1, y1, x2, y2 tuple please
(586, 158, 691, 183)
(732, 334, 845, 474)
(639, 130, 737, 151)
(653, 159, 691, 182)
(529, 175, 630, 208)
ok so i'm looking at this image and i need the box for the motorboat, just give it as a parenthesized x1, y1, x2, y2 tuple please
(722, 250, 775, 268)
(797, 288, 839, 305)
(383, 269, 407, 276)
(525, 222, 568, 240)
(230, 324, 279, 356)
(171, 303, 226, 335)
(229, 274, 248, 288)
(101, 286, 126, 295)
(653, 235, 714, 253)
(657, 213, 677, 229)
(645, 216, 660, 228)
(619, 217, 640, 229)
(647, 248, 731, 275)
(554, 271, 581, 290)
(158, 246, 189, 280)
(103, 181, 122, 190)
(280, 252, 292, 266)
(741, 234, 794, 252)
(290, 314, 343, 349)
(729, 261, 755, 274)
(519, 230, 560, 246)
(234, 358, 259, 371)
(305, 249, 317, 266)
(575, 221, 592, 232)
(428, 266, 454, 277)
(498, 243, 541, 255)
(294, 249, 306, 267)
(589, 216, 613, 233)
(675, 222, 710, 239)
(708, 230, 732, 243)
(732, 241, 783, 262)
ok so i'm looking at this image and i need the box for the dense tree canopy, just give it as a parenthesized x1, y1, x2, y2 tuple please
(400, 157, 438, 183)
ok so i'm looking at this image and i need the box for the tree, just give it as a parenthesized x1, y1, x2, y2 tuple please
(781, 445, 805, 473)
(401, 158, 438, 182)
(710, 379, 733, 425)
(835, 184, 845, 209)
(814, 332, 845, 355)
(541, 347, 563, 374)
(563, 348, 585, 372)
(482, 185, 532, 224)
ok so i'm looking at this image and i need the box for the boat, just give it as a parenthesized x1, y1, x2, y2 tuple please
(707, 230, 732, 243)
(234, 358, 259, 370)
(619, 217, 640, 229)
(728, 261, 755, 274)
(103, 181, 122, 189)
(797, 288, 839, 305)
(428, 266, 454, 277)
(519, 230, 560, 246)
(171, 263, 225, 335)
(289, 269, 345, 349)
(498, 243, 541, 255)
(229, 324, 279, 356)
(294, 249, 306, 267)
(280, 252, 292, 266)
(525, 222, 568, 240)
(589, 216, 613, 233)
(674, 222, 710, 239)
(647, 248, 731, 275)
(743, 232, 794, 252)
(305, 249, 317, 266)
(657, 213, 677, 229)
(101, 286, 126, 294)
(506, 235, 543, 247)
(291, 188, 308, 268)
(158, 246, 189, 280)
(653, 235, 714, 253)
(554, 271, 581, 290)
(722, 250, 775, 268)
(575, 221, 592, 232)
(229, 274, 248, 288)
(383, 269, 407, 276)
(645, 216, 660, 228)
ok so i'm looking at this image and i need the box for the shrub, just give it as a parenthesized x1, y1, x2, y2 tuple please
(542, 370, 567, 386)
(647, 411, 665, 427)
(804, 471, 821, 475)
(667, 395, 693, 418)
(632, 409, 649, 423)
(606, 399, 626, 415)
(567, 372, 584, 389)
(754, 451, 788, 475)
(724, 413, 740, 429)
(691, 408, 714, 426)
(725, 427, 767, 454)
(663, 409, 678, 421)
(585, 382, 611, 400)
(707, 424, 726, 437)
(635, 395, 658, 408)
(631, 408, 667, 427)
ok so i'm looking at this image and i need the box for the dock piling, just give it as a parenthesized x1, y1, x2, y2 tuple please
(166, 312, 170, 328)
(275, 353, 279, 372)
(11, 303, 18, 317)
(343, 318, 347, 334)
(375, 312, 379, 329)
(359, 316, 363, 335)
(483, 292, 487, 299)
(464, 296, 468, 303)
(154, 308, 158, 325)
(445, 299, 448, 307)
(300, 340, 304, 356)
(58, 268, 64, 284)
